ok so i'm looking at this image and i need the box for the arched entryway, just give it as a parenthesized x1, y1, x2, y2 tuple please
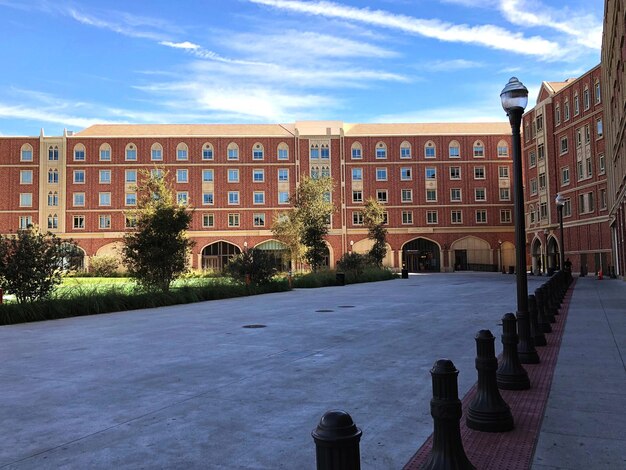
(255, 240, 290, 272)
(402, 238, 440, 272)
(501, 241, 515, 273)
(60, 243, 86, 271)
(450, 236, 493, 271)
(531, 238, 542, 274)
(201, 241, 241, 271)
(351, 239, 393, 267)
(547, 236, 560, 271)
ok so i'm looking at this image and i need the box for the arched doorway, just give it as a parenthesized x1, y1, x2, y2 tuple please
(450, 236, 493, 271)
(201, 241, 241, 271)
(403, 238, 440, 272)
(60, 243, 86, 271)
(501, 241, 515, 273)
(547, 237, 559, 271)
(531, 238, 542, 274)
(255, 240, 290, 272)
(351, 239, 393, 267)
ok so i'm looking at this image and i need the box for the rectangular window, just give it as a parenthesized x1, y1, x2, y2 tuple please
(475, 210, 487, 223)
(586, 157, 593, 177)
(449, 145, 460, 158)
(530, 178, 538, 195)
(253, 213, 266, 227)
(474, 167, 485, 179)
(499, 188, 510, 201)
(73, 215, 85, 229)
(600, 189, 607, 210)
(202, 169, 214, 182)
(376, 147, 387, 159)
(584, 89, 590, 110)
(203, 147, 214, 160)
(560, 137, 568, 153)
(99, 192, 111, 206)
(228, 191, 239, 205)
(351, 148, 362, 159)
(475, 188, 486, 201)
(595, 82, 601, 103)
(473, 145, 484, 158)
(498, 167, 509, 178)
(278, 191, 289, 204)
(19, 193, 32, 207)
(574, 95, 579, 115)
(352, 168, 363, 181)
(401, 211, 413, 225)
(427, 210, 438, 224)
(202, 213, 214, 228)
(538, 144, 545, 160)
(540, 202, 548, 219)
(451, 210, 462, 224)
(73, 193, 85, 206)
(584, 125, 590, 143)
(565, 101, 570, 120)
(21, 149, 33, 161)
(426, 189, 437, 202)
(577, 160, 584, 180)
(125, 216, 137, 229)
(500, 209, 512, 223)
(99, 215, 111, 229)
(425, 146, 436, 159)
(377, 190, 388, 203)
(253, 169, 264, 182)
(126, 148, 137, 161)
(497, 145, 508, 157)
(376, 168, 388, 181)
(278, 169, 289, 182)
(176, 169, 188, 183)
(74, 148, 85, 161)
(352, 190, 363, 203)
(177, 192, 188, 205)
(19, 215, 32, 229)
(539, 173, 546, 190)
(20, 170, 33, 184)
(125, 193, 137, 206)
(151, 148, 162, 161)
(99, 170, 111, 184)
(278, 148, 289, 160)
(400, 147, 411, 159)
(450, 188, 461, 201)
(536, 115, 543, 131)
(74, 170, 85, 184)
(100, 148, 111, 161)
(228, 169, 239, 183)
(449, 167, 461, 180)
(253, 191, 265, 204)
(425, 167, 436, 179)
(177, 148, 188, 160)
(253, 148, 264, 160)
(529, 151, 537, 167)
(228, 213, 240, 227)
(125, 170, 137, 183)
(228, 148, 239, 160)
(401, 189, 413, 202)
(599, 154, 605, 174)
(400, 167, 412, 180)
(597, 119, 603, 137)
(564, 198, 572, 217)
(353, 211, 364, 225)
(555, 106, 561, 125)
(561, 167, 570, 185)
(202, 192, 214, 205)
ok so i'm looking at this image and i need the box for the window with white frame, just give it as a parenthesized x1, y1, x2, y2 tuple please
(401, 211, 413, 224)
(585, 125, 591, 143)
(20, 170, 33, 184)
(100, 144, 111, 161)
(540, 202, 548, 219)
(497, 141, 509, 157)
(597, 118, 603, 137)
(449, 166, 461, 179)
(595, 81, 601, 103)
(538, 144, 545, 160)
(125, 216, 137, 229)
(563, 198, 572, 217)
(400, 167, 412, 180)
(529, 150, 536, 167)
(600, 189, 607, 210)
(555, 104, 561, 125)
(451, 210, 462, 224)
(48, 146, 59, 161)
(400, 142, 411, 159)
(426, 189, 437, 202)
(99, 192, 111, 206)
(560, 136, 568, 153)
(253, 191, 265, 204)
(176, 169, 188, 183)
(73, 192, 85, 206)
(475, 210, 487, 223)
(310, 144, 319, 159)
(474, 166, 485, 179)
(425, 141, 436, 158)
(20, 144, 33, 161)
(500, 209, 512, 223)
(228, 169, 239, 183)
(425, 167, 436, 179)
(574, 93, 579, 115)
(376, 168, 388, 181)
(449, 141, 460, 158)
(278, 191, 289, 204)
(202, 213, 214, 228)
(19, 215, 33, 229)
(253, 213, 266, 227)
(320, 144, 329, 159)
(253, 143, 264, 160)
(47, 214, 58, 229)
(599, 154, 605, 174)
(475, 188, 486, 201)
(74, 144, 85, 161)
(202, 169, 214, 182)
(125, 193, 137, 206)
(401, 189, 413, 202)
(561, 166, 570, 185)
(48, 169, 58, 184)
(499, 187, 510, 201)
(351, 143, 362, 160)
(352, 190, 363, 203)
(202, 192, 214, 205)
(125, 144, 136, 161)
(227, 143, 239, 160)
(99, 170, 111, 184)
(539, 172, 546, 190)
(377, 190, 388, 203)
(99, 215, 111, 229)
(73, 215, 84, 229)
(564, 100, 570, 120)
(228, 213, 240, 227)
(450, 188, 461, 201)
(353, 211, 364, 225)
(352, 168, 363, 181)
(125, 170, 137, 183)
(473, 141, 484, 158)
(47, 191, 58, 206)
(202, 143, 214, 160)
(427, 210, 438, 224)
(253, 169, 264, 182)
(228, 191, 239, 205)
(583, 87, 590, 110)
(278, 168, 289, 182)
(498, 167, 509, 178)
(176, 143, 188, 161)
(277, 143, 289, 160)
(151, 143, 163, 161)
(375, 142, 387, 159)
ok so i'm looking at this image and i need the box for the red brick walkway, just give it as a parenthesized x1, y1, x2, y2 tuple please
(404, 281, 575, 470)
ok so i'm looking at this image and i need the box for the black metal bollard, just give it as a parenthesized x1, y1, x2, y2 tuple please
(516, 306, 539, 364)
(422, 359, 475, 470)
(534, 288, 552, 333)
(466, 330, 514, 432)
(539, 286, 556, 324)
(496, 313, 530, 390)
(312, 410, 362, 470)
(528, 294, 547, 346)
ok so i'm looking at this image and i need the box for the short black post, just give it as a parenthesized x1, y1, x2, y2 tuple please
(540, 286, 556, 324)
(312, 410, 362, 470)
(496, 313, 530, 390)
(534, 288, 552, 333)
(516, 305, 539, 364)
(466, 330, 514, 432)
(528, 294, 547, 346)
(422, 359, 475, 470)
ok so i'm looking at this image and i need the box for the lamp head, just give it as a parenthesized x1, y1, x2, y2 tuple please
(500, 77, 529, 113)
(555, 193, 565, 206)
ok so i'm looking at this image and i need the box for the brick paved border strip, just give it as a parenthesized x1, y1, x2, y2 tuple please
(404, 280, 576, 470)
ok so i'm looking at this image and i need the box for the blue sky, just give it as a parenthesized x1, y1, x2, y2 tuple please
(0, 0, 603, 136)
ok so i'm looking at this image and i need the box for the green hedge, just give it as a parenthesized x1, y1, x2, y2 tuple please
(293, 268, 397, 288)
(0, 280, 290, 326)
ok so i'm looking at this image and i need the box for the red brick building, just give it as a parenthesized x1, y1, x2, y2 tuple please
(0, 121, 517, 272)
(522, 65, 611, 275)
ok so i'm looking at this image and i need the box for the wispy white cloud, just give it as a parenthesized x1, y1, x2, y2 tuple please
(427, 59, 484, 72)
(160, 41, 201, 50)
(249, 0, 562, 58)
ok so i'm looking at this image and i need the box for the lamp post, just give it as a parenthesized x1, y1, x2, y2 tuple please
(555, 193, 565, 270)
(501, 77, 539, 364)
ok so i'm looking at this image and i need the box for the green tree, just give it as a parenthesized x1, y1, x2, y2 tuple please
(225, 248, 278, 285)
(363, 197, 388, 267)
(0, 226, 81, 303)
(272, 212, 305, 271)
(122, 169, 194, 292)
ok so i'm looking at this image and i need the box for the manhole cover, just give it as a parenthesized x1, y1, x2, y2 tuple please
(315, 309, 335, 313)
(338, 305, 355, 308)
(242, 324, 267, 329)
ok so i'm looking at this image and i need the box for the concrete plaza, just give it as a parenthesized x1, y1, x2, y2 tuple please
(0, 273, 622, 469)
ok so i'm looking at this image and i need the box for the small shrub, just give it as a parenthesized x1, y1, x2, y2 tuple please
(89, 255, 121, 277)
(225, 249, 278, 285)
(337, 252, 372, 279)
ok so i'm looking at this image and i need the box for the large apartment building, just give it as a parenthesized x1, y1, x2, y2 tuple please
(522, 65, 611, 275)
(602, 0, 626, 278)
(0, 121, 517, 273)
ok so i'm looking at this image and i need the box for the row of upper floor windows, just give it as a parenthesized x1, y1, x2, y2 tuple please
(350, 165, 509, 182)
(349, 187, 511, 205)
(348, 140, 509, 160)
(351, 208, 511, 226)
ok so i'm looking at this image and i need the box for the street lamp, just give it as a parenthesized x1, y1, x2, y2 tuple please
(555, 193, 565, 270)
(501, 77, 539, 364)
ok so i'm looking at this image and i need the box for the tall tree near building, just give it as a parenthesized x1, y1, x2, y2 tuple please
(363, 197, 387, 267)
(122, 169, 194, 292)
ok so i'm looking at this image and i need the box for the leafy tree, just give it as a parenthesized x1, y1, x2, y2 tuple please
(122, 169, 194, 292)
(363, 197, 388, 267)
(225, 248, 278, 285)
(0, 227, 80, 303)
(272, 212, 305, 272)
(273, 175, 334, 272)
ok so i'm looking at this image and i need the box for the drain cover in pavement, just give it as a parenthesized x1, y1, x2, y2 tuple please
(315, 309, 334, 313)
(338, 305, 355, 308)
(242, 324, 267, 328)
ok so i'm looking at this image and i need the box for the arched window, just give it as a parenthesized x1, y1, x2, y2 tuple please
(424, 141, 436, 159)
(594, 80, 601, 103)
(47, 214, 58, 229)
(125, 143, 137, 161)
(151, 142, 163, 161)
(176, 142, 188, 160)
(583, 86, 590, 110)
(202, 142, 214, 160)
(400, 141, 411, 159)
(47, 191, 59, 206)
(497, 140, 509, 157)
(321, 166, 330, 178)
(253, 143, 264, 160)
(74, 144, 86, 161)
(20, 144, 33, 161)
(375, 142, 387, 159)
(574, 92, 580, 115)
(48, 169, 59, 184)
(473, 140, 484, 158)
(277, 142, 289, 160)
(564, 99, 570, 120)
(351, 142, 362, 160)
(48, 146, 59, 161)
(311, 166, 320, 179)
(310, 144, 319, 159)
(449, 140, 460, 158)
(321, 144, 330, 159)
(227, 142, 239, 160)
(99, 143, 111, 161)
